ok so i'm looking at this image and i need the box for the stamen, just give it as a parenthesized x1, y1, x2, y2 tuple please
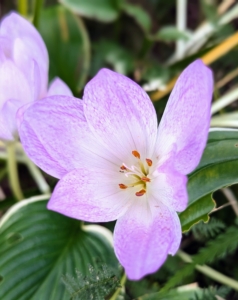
(132, 150, 140, 159)
(139, 161, 147, 176)
(135, 189, 146, 196)
(131, 165, 143, 176)
(120, 165, 127, 170)
(119, 184, 127, 189)
(146, 159, 152, 167)
(141, 176, 150, 182)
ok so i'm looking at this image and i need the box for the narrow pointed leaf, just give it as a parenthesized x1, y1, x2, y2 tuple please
(59, 0, 120, 22)
(122, 3, 151, 33)
(38, 6, 90, 93)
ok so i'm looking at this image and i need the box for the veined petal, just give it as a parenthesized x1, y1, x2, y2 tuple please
(12, 39, 42, 100)
(0, 37, 11, 59)
(0, 12, 49, 97)
(0, 59, 31, 108)
(1, 99, 20, 140)
(156, 60, 213, 175)
(48, 168, 133, 222)
(114, 199, 179, 280)
(83, 68, 157, 160)
(17, 95, 121, 179)
(151, 162, 188, 212)
(168, 211, 181, 255)
(47, 77, 73, 97)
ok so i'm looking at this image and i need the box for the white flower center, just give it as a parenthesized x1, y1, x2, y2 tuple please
(118, 150, 153, 197)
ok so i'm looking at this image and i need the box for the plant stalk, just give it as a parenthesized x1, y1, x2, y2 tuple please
(178, 250, 238, 291)
(33, 0, 44, 28)
(19, 145, 50, 194)
(109, 272, 127, 300)
(176, 0, 187, 60)
(6, 142, 24, 201)
(17, 0, 28, 16)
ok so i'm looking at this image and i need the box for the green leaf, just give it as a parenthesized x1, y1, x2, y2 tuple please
(180, 194, 215, 232)
(62, 264, 120, 299)
(192, 217, 225, 240)
(161, 225, 238, 293)
(151, 26, 190, 42)
(200, 0, 218, 24)
(0, 197, 118, 300)
(59, 0, 120, 22)
(122, 3, 151, 33)
(138, 286, 215, 300)
(38, 6, 90, 94)
(180, 129, 238, 232)
(91, 40, 135, 76)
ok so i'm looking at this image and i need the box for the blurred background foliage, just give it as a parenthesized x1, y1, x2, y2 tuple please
(1, 0, 238, 299)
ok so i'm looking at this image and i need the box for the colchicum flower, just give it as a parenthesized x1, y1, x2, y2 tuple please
(0, 12, 72, 141)
(17, 59, 213, 280)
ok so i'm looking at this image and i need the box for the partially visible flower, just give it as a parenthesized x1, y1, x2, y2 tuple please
(17, 60, 213, 280)
(0, 12, 72, 141)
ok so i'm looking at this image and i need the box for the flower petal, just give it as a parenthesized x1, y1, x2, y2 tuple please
(168, 211, 181, 255)
(48, 168, 133, 222)
(83, 68, 157, 160)
(0, 37, 11, 60)
(0, 99, 20, 140)
(12, 39, 42, 100)
(17, 95, 121, 178)
(151, 161, 188, 212)
(156, 60, 213, 175)
(114, 199, 179, 280)
(0, 58, 32, 140)
(0, 60, 31, 108)
(47, 77, 73, 97)
(0, 12, 48, 97)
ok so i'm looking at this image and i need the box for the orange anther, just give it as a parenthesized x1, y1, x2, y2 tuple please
(146, 158, 152, 167)
(119, 184, 128, 189)
(135, 189, 146, 196)
(141, 177, 150, 182)
(132, 150, 140, 159)
(120, 165, 127, 170)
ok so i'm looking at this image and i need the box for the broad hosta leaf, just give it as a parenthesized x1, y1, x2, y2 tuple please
(122, 3, 151, 33)
(0, 197, 118, 300)
(60, 0, 120, 22)
(180, 129, 238, 231)
(38, 6, 90, 94)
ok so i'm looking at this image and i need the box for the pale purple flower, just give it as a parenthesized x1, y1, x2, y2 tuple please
(0, 12, 72, 141)
(17, 59, 213, 280)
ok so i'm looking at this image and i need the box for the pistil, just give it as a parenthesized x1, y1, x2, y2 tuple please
(118, 150, 153, 196)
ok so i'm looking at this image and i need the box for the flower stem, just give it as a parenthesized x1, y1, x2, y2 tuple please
(17, 0, 28, 16)
(6, 142, 24, 201)
(176, 0, 187, 60)
(177, 250, 238, 291)
(19, 144, 50, 194)
(33, 0, 44, 28)
(109, 272, 127, 300)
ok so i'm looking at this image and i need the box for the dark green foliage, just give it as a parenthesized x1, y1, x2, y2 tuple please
(192, 217, 226, 240)
(192, 285, 231, 300)
(193, 225, 238, 264)
(162, 224, 238, 292)
(138, 285, 230, 300)
(62, 264, 120, 300)
(160, 264, 195, 293)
